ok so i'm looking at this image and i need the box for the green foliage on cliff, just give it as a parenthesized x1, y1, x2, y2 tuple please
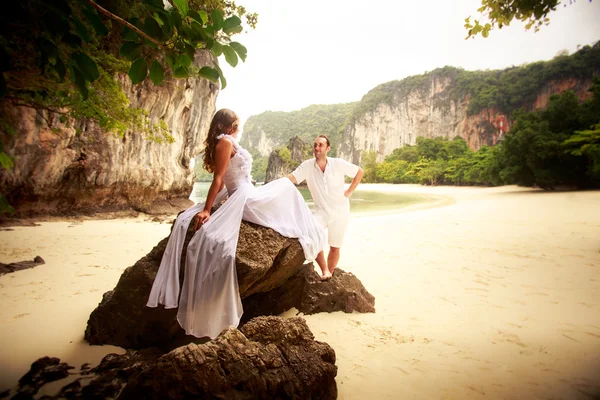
(350, 74, 430, 122)
(362, 78, 600, 189)
(351, 42, 600, 122)
(498, 79, 600, 188)
(240, 103, 356, 157)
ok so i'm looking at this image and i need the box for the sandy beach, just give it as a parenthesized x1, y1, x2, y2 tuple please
(1, 184, 599, 399)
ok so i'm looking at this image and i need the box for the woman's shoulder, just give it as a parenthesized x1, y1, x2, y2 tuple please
(215, 135, 234, 151)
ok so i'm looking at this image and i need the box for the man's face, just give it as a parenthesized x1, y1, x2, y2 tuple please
(313, 137, 330, 158)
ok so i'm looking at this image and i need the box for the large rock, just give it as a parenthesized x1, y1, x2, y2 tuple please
(12, 317, 337, 400)
(120, 317, 337, 400)
(242, 264, 375, 323)
(85, 219, 308, 350)
(0, 51, 218, 217)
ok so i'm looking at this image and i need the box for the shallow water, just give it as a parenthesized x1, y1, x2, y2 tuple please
(191, 182, 436, 215)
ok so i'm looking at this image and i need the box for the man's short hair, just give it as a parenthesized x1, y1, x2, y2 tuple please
(316, 135, 331, 147)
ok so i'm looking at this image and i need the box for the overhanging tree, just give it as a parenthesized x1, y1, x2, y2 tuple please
(0, 0, 256, 213)
(465, 0, 591, 39)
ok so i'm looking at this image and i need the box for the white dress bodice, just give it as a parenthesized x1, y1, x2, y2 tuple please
(217, 134, 253, 195)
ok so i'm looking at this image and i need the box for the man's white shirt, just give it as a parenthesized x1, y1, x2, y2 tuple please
(291, 157, 359, 218)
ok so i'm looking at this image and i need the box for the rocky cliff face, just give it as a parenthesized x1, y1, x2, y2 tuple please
(338, 76, 594, 164)
(242, 128, 277, 157)
(0, 51, 219, 217)
(264, 136, 311, 183)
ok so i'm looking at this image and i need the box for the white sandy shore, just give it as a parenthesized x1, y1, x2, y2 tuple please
(1, 184, 599, 399)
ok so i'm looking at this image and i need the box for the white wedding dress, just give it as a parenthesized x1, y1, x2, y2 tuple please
(147, 134, 326, 339)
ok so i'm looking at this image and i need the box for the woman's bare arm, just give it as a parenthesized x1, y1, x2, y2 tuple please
(194, 139, 233, 230)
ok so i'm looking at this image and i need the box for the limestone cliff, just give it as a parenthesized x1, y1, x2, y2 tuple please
(339, 74, 594, 164)
(0, 51, 219, 217)
(240, 103, 355, 158)
(242, 43, 599, 165)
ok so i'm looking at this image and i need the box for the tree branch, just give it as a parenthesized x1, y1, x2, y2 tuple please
(83, 0, 164, 48)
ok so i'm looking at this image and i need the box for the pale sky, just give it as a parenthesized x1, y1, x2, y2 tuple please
(215, 0, 600, 133)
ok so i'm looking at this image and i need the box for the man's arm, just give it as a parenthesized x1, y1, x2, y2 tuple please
(288, 160, 307, 185)
(287, 174, 298, 185)
(344, 167, 364, 198)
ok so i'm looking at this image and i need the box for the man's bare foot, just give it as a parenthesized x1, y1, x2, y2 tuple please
(321, 271, 332, 281)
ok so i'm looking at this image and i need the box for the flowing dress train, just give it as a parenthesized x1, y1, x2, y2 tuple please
(147, 134, 326, 338)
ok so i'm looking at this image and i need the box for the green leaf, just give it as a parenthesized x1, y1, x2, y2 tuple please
(184, 43, 195, 60)
(210, 9, 223, 30)
(204, 38, 214, 50)
(169, 9, 183, 30)
(172, 0, 189, 17)
(172, 66, 189, 78)
(153, 13, 164, 26)
(123, 27, 139, 42)
(212, 62, 227, 89)
(222, 45, 238, 67)
(222, 15, 242, 34)
(189, 10, 207, 24)
(165, 53, 175, 68)
(175, 53, 192, 69)
(149, 60, 165, 85)
(69, 64, 88, 100)
(72, 53, 100, 81)
(199, 66, 219, 82)
(54, 57, 67, 82)
(128, 58, 148, 84)
(144, 2, 168, 15)
(123, 18, 141, 41)
(143, 16, 163, 40)
(199, 11, 208, 24)
(83, 9, 108, 36)
(211, 41, 223, 57)
(143, 38, 159, 49)
(72, 17, 92, 42)
(0, 152, 14, 170)
(224, 24, 243, 35)
(191, 21, 208, 41)
(119, 42, 144, 61)
(229, 42, 247, 62)
(157, 13, 173, 38)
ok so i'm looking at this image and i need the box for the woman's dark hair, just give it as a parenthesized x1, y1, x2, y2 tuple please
(202, 109, 238, 173)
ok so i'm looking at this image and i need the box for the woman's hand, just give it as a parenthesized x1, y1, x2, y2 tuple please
(194, 209, 211, 231)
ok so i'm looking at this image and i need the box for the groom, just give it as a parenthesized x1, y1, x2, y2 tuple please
(288, 135, 364, 280)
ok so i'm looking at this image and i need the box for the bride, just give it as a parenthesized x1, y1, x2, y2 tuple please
(146, 108, 327, 339)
